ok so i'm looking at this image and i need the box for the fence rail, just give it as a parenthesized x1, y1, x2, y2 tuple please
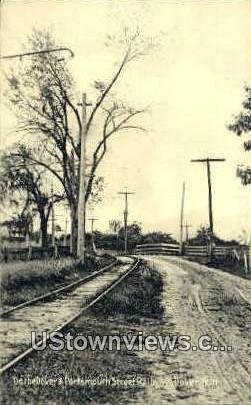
(135, 243, 180, 256)
(135, 242, 250, 271)
(1, 242, 250, 272)
(1, 245, 71, 262)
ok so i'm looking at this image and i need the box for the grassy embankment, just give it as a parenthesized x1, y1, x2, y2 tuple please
(185, 255, 251, 280)
(1, 254, 113, 309)
(1, 261, 166, 404)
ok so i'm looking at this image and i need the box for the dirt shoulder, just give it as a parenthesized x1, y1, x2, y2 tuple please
(143, 256, 251, 405)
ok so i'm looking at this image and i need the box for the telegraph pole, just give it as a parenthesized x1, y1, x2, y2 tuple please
(51, 185, 55, 248)
(191, 157, 225, 257)
(64, 217, 68, 247)
(77, 93, 91, 264)
(184, 224, 192, 243)
(88, 218, 98, 250)
(69, 150, 76, 254)
(118, 190, 134, 254)
(179, 182, 186, 254)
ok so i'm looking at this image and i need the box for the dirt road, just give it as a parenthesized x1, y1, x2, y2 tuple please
(140, 256, 251, 405)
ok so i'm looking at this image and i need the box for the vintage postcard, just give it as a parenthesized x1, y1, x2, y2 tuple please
(0, 1, 250, 404)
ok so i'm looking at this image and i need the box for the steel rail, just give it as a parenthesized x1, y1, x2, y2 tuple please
(0, 259, 118, 317)
(0, 257, 140, 374)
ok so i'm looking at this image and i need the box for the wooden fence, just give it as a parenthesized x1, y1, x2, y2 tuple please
(135, 243, 180, 256)
(135, 242, 250, 271)
(1, 245, 71, 262)
(1, 242, 250, 272)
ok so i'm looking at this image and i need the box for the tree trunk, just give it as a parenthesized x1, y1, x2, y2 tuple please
(70, 204, 78, 257)
(39, 212, 49, 248)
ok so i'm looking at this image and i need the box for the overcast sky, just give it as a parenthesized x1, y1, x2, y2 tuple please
(1, 0, 251, 240)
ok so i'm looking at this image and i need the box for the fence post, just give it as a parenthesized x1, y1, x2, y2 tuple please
(54, 244, 58, 259)
(243, 250, 248, 274)
(3, 246, 9, 263)
(27, 245, 32, 261)
(249, 245, 251, 272)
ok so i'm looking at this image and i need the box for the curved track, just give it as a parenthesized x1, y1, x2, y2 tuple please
(0, 256, 140, 374)
(0, 259, 118, 317)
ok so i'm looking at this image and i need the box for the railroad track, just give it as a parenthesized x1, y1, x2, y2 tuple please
(0, 258, 118, 317)
(0, 256, 140, 374)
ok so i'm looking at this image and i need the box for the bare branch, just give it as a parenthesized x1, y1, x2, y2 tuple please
(10, 152, 65, 187)
(87, 51, 130, 132)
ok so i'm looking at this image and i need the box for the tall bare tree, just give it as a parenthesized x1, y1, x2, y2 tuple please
(4, 28, 151, 255)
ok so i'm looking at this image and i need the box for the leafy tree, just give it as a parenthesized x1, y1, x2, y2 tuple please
(118, 222, 142, 248)
(142, 231, 177, 244)
(228, 85, 251, 185)
(189, 225, 239, 246)
(4, 29, 151, 255)
(1, 212, 33, 240)
(0, 144, 62, 247)
(188, 225, 211, 246)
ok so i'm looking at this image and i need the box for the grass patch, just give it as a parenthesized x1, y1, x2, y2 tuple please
(1, 261, 165, 404)
(1, 254, 113, 309)
(210, 255, 251, 279)
(185, 255, 251, 280)
(90, 262, 164, 321)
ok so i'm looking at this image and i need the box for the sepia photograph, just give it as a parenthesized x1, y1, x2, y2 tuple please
(0, 0, 250, 404)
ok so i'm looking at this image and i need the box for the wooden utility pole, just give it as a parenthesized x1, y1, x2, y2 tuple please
(88, 218, 98, 250)
(77, 93, 92, 263)
(51, 185, 55, 248)
(179, 182, 186, 254)
(118, 191, 134, 254)
(69, 150, 75, 254)
(25, 231, 30, 248)
(64, 217, 68, 247)
(184, 223, 192, 243)
(191, 158, 225, 258)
